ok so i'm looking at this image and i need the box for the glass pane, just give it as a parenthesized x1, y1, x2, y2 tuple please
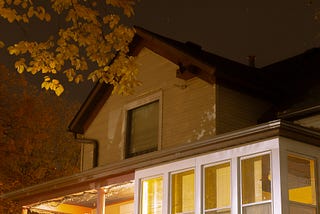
(171, 169, 195, 214)
(289, 203, 316, 214)
(241, 154, 271, 204)
(288, 155, 316, 205)
(141, 177, 163, 214)
(205, 209, 231, 214)
(204, 162, 230, 211)
(127, 101, 159, 157)
(243, 203, 271, 214)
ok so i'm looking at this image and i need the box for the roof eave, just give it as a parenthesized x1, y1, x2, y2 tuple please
(3, 120, 320, 205)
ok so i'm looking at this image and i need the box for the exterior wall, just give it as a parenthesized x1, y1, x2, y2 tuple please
(216, 85, 272, 134)
(81, 144, 95, 171)
(83, 47, 216, 167)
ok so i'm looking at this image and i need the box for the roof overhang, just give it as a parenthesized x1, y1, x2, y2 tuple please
(3, 119, 320, 205)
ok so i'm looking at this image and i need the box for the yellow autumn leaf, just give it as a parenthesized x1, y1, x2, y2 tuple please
(45, 13, 51, 22)
(27, 6, 34, 18)
(21, 1, 27, 8)
(13, 0, 21, 5)
(41, 81, 50, 90)
(74, 74, 83, 84)
(44, 76, 51, 82)
(8, 46, 20, 55)
(55, 85, 64, 96)
(52, 79, 59, 85)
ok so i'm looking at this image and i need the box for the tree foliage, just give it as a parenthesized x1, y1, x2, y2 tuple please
(0, 65, 81, 213)
(0, 0, 140, 96)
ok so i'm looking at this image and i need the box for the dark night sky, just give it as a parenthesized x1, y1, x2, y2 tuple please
(132, 0, 320, 67)
(1, 0, 320, 101)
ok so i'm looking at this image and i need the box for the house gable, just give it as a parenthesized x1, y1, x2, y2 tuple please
(69, 26, 273, 136)
(82, 47, 216, 167)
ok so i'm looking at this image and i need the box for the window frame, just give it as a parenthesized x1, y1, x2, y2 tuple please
(170, 168, 196, 214)
(202, 160, 232, 214)
(123, 91, 163, 158)
(286, 152, 318, 213)
(139, 175, 164, 214)
(135, 139, 281, 214)
(240, 151, 273, 213)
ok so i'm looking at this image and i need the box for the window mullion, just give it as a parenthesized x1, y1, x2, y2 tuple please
(231, 157, 239, 214)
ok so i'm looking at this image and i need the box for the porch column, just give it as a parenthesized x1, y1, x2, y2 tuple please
(97, 187, 105, 214)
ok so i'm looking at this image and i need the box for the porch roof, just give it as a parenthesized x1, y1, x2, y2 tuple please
(3, 119, 320, 205)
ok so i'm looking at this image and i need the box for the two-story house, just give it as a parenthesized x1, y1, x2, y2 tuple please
(2, 27, 320, 214)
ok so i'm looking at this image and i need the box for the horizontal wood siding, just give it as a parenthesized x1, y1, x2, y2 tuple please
(216, 85, 272, 134)
(83, 48, 215, 167)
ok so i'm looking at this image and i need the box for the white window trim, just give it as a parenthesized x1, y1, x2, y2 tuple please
(135, 138, 281, 214)
(202, 160, 232, 213)
(286, 152, 318, 213)
(123, 90, 163, 159)
(239, 152, 273, 213)
(279, 137, 320, 214)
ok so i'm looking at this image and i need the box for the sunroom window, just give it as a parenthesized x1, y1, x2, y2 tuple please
(140, 176, 163, 214)
(203, 162, 231, 214)
(171, 169, 195, 214)
(288, 154, 317, 214)
(241, 153, 272, 214)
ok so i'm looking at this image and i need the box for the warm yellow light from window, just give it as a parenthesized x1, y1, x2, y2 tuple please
(288, 155, 316, 205)
(141, 177, 163, 214)
(241, 154, 271, 204)
(204, 162, 231, 212)
(32, 203, 92, 213)
(171, 169, 195, 214)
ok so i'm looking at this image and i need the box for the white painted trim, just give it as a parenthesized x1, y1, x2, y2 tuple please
(231, 157, 239, 214)
(271, 148, 282, 214)
(135, 138, 281, 214)
(239, 151, 272, 214)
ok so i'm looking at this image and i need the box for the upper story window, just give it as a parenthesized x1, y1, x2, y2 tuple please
(125, 91, 162, 158)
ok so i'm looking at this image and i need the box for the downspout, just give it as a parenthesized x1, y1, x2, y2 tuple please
(74, 133, 99, 168)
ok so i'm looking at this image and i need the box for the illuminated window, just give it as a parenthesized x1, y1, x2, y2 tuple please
(203, 162, 231, 214)
(288, 155, 317, 214)
(126, 100, 159, 158)
(140, 177, 163, 214)
(171, 169, 195, 214)
(241, 154, 272, 214)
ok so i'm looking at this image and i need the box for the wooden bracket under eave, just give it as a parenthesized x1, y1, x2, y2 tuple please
(176, 63, 198, 80)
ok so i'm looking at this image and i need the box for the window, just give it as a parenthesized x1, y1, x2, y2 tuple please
(241, 154, 272, 214)
(135, 140, 282, 214)
(203, 162, 231, 214)
(171, 169, 195, 214)
(288, 154, 317, 214)
(140, 177, 163, 214)
(125, 99, 160, 158)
